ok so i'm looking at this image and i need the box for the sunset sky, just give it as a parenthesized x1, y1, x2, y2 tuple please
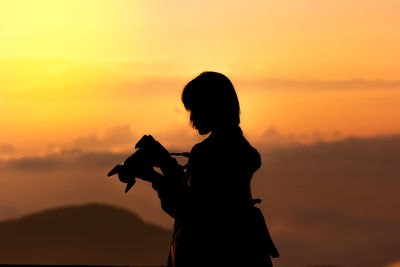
(1, 0, 399, 157)
(1, 1, 400, 266)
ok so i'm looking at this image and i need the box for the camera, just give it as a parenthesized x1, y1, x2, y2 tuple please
(107, 135, 160, 193)
(107, 135, 189, 193)
(107, 149, 151, 193)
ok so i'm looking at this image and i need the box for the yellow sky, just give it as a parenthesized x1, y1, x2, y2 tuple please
(1, 0, 399, 155)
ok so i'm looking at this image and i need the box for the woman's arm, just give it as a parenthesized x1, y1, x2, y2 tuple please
(150, 155, 189, 219)
(134, 135, 190, 219)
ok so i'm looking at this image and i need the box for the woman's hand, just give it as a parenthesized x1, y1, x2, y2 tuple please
(135, 135, 171, 167)
(135, 135, 185, 182)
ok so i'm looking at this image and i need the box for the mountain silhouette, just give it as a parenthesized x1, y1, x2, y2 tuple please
(0, 203, 171, 266)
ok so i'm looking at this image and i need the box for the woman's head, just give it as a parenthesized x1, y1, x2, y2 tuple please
(182, 72, 240, 135)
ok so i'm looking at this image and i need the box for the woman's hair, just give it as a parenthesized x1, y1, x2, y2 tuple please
(182, 71, 240, 128)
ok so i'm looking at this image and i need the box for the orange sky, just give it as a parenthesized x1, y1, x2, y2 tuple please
(1, 3, 400, 265)
(1, 0, 400, 157)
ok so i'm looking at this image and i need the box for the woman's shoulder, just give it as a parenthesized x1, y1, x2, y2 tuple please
(189, 136, 213, 157)
(190, 129, 261, 164)
(188, 131, 261, 174)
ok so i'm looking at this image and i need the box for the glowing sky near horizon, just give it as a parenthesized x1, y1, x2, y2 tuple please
(1, 0, 400, 155)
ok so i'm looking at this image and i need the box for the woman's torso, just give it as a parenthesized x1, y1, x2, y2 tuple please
(169, 127, 272, 266)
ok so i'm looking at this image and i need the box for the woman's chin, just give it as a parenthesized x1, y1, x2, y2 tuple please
(197, 128, 211, 135)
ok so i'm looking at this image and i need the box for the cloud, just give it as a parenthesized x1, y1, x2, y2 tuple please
(260, 125, 343, 146)
(0, 58, 185, 102)
(281, 207, 399, 241)
(5, 155, 64, 172)
(72, 125, 137, 151)
(4, 149, 122, 172)
(252, 135, 400, 267)
(69, 124, 200, 154)
(0, 144, 16, 154)
(3, 58, 399, 101)
(268, 206, 400, 267)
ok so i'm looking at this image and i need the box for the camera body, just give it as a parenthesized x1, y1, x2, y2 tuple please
(107, 149, 150, 192)
(107, 135, 159, 193)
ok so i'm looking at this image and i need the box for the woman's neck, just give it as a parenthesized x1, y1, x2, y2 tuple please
(210, 125, 242, 139)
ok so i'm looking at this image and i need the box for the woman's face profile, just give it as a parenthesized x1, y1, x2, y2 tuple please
(183, 72, 240, 135)
(189, 107, 212, 135)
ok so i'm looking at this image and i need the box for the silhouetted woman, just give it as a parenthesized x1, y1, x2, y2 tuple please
(144, 72, 278, 266)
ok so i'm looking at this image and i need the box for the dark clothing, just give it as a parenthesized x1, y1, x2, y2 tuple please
(153, 127, 278, 266)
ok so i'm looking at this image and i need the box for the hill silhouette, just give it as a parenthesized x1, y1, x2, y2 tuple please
(0, 203, 171, 266)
